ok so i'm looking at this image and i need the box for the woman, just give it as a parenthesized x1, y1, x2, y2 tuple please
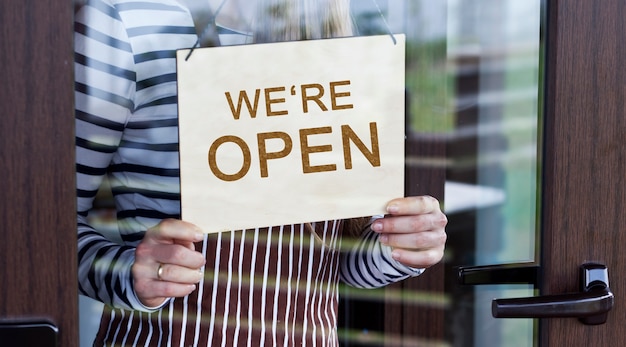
(75, 0, 447, 345)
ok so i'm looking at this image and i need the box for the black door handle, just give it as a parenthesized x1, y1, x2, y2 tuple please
(493, 288, 613, 324)
(458, 262, 614, 325)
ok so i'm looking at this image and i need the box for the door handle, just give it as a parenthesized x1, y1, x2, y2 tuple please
(458, 262, 614, 325)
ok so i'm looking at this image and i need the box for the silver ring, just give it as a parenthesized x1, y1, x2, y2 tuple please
(157, 263, 164, 281)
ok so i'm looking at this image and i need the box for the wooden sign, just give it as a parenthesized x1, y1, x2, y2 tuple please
(177, 34, 406, 233)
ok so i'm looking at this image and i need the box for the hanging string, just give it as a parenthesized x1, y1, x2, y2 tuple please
(371, 0, 397, 45)
(185, 0, 229, 60)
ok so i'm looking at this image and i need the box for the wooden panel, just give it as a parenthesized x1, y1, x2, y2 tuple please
(542, 0, 626, 345)
(0, 0, 77, 346)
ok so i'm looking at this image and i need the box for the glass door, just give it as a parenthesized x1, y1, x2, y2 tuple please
(76, 1, 545, 346)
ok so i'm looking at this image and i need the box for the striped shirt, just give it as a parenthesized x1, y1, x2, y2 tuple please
(75, 0, 423, 345)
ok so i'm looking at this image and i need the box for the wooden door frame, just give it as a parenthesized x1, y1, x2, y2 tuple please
(542, 0, 625, 345)
(0, 0, 77, 346)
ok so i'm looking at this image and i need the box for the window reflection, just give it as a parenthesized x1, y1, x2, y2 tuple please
(445, 0, 542, 346)
(76, 1, 542, 346)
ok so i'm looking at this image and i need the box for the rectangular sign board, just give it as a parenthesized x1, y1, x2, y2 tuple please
(177, 34, 406, 233)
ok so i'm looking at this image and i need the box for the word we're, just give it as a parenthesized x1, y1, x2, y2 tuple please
(225, 80, 354, 119)
(208, 80, 382, 182)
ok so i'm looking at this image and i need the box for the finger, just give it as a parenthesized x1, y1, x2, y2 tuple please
(174, 237, 202, 252)
(146, 219, 205, 245)
(150, 281, 198, 298)
(155, 263, 204, 284)
(372, 210, 447, 235)
(133, 261, 203, 284)
(389, 247, 445, 269)
(386, 195, 441, 216)
(132, 261, 201, 307)
(136, 242, 206, 269)
(378, 226, 446, 249)
(134, 280, 198, 307)
(373, 214, 434, 235)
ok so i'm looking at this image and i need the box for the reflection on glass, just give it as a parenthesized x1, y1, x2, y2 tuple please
(444, 0, 542, 346)
(342, 1, 542, 346)
(76, 0, 543, 346)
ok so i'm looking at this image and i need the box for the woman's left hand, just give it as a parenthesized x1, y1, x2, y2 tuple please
(371, 195, 448, 269)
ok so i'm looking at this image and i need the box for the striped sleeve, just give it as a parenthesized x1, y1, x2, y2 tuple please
(75, 0, 149, 311)
(338, 216, 424, 288)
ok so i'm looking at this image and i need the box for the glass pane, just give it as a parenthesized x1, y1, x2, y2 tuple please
(342, 0, 543, 346)
(76, 0, 543, 346)
(444, 0, 543, 346)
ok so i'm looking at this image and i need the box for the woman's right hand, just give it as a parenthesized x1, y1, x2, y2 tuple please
(131, 219, 206, 307)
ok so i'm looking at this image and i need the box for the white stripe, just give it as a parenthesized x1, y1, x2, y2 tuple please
(325, 221, 341, 344)
(132, 311, 143, 346)
(178, 285, 190, 346)
(207, 232, 223, 345)
(193, 235, 209, 347)
(111, 309, 124, 346)
(315, 222, 329, 345)
(167, 299, 175, 347)
(120, 310, 133, 346)
(259, 228, 273, 347)
(103, 309, 115, 347)
(311, 247, 321, 345)
(220, 231, 236, 347)
(247, 229, 260, 346)
(282, 226, 295, 347)
(143, 312, 154, 347)
(271, 226, 284, 346)
(233, 230, 247, 345)
(291, 226, 305, 346)
(157, 307, 164, 347)
(302, 232, 316, 347)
